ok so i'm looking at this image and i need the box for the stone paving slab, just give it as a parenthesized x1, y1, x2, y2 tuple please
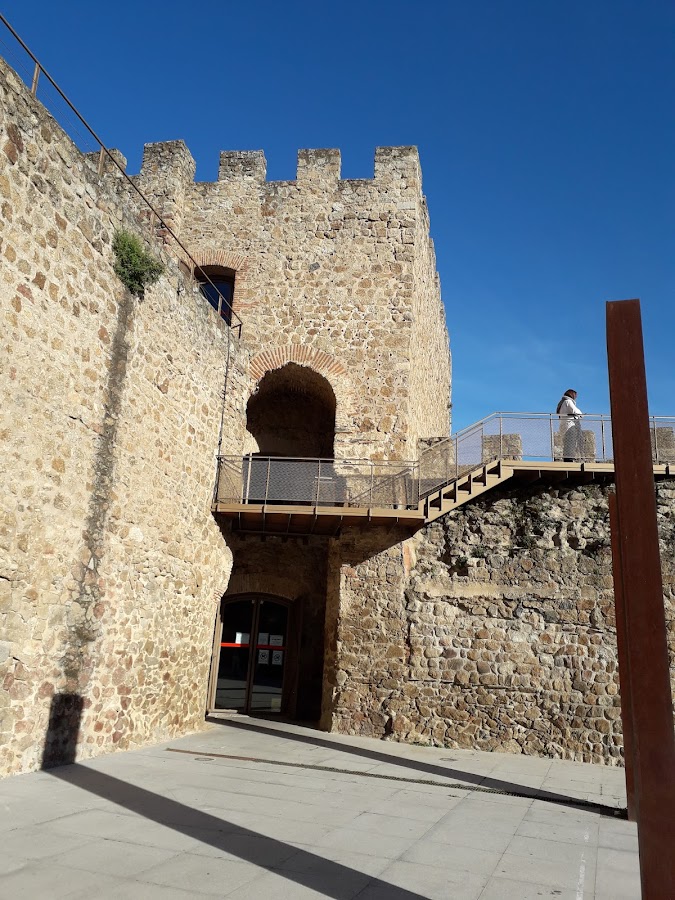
(0, 717, 640, 898)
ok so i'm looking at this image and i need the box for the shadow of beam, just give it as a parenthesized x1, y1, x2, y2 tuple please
(40, 694, 425, 896)
(49, 763, 426, 899)
(208, 717, 624, 817)
(41, 693, 84, 769)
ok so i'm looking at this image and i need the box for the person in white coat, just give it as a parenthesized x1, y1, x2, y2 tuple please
(556, 389, 583, 461)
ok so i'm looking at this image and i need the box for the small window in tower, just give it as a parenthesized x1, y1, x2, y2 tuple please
(195, 266, 235, 326)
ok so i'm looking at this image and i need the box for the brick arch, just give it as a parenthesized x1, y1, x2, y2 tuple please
(249, 346, 353, 433)
(192, 249, 248, 271)
(191, 249, 252, 316)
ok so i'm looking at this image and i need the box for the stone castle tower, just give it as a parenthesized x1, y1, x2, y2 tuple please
(0, 50, 458, 773)
(1, 53, 673, 778)
(136, 140, 451, 461)
(133, 140, 453, 728)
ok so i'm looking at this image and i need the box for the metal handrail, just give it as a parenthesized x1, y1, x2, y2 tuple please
(216, 413, 675, 511)
(223, 454, 417, 464)
(215, 455, 420, 510)
(416, 412, 675, 501)
(421, 412, 675, 462)
(0, 14, 243, 336)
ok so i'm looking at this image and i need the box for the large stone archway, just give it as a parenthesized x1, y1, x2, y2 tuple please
(246, 363, 336, 458)
(249, 346, 355, 454)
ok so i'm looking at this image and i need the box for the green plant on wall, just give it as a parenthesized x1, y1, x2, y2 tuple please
(112, 229, 165, 298)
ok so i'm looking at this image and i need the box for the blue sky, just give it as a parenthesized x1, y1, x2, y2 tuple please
(2, 1, 674, 430)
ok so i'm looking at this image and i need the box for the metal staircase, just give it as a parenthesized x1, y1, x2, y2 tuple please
(421, 459, 509, 522)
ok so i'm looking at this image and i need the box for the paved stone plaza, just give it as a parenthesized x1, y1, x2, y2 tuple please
(0, 718, 639, 898)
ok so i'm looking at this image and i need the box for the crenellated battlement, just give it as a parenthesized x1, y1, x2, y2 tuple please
(218, 150, 267, 182)
(297, 148, 341, 184)
(140, 139, 197, 182)
(136, 141, 421, 189)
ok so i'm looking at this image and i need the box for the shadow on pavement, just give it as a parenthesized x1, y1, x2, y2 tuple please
(208, 716, 625, 818)
(40, 694, 425, 897)
(49, 763, 425, 899)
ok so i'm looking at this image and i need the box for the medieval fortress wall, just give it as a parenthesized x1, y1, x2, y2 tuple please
(331, 483, 675, 765)
(0, 51, 672, 778)
(0, 58, 249, 775)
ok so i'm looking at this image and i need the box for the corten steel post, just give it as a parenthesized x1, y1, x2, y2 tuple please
(606, 299, 675, 897)
(608, 492, 637, 821)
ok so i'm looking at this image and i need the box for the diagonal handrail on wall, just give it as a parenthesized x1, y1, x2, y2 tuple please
(0, 14, 243, 336)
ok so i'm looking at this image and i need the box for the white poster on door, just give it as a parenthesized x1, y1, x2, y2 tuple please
(272, 650, 283, 666)
(270, 635, 283, 646)
(258, 649, 269, 664)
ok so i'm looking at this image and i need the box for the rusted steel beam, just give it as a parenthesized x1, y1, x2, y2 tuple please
(608, 492, 637, 821)
(606, 299, 675, 897)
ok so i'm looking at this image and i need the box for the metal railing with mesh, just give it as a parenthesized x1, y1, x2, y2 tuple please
(417, 412, 675, 501)
(216, 456, 420, 509)
(215, 413, 675, 510)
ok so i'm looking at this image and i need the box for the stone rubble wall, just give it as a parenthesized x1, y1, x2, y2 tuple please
(0, 58, 247, 776)
(329, 481, 675, 765)
(325, 526, 412, 736)
(135, 143, 451, 460)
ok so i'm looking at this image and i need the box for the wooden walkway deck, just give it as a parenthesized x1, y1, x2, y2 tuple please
(213, 459, 673, 536)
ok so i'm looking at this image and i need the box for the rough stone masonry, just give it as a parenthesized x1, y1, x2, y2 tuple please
(1, 48, 673, 779)
(332, 481, 675, 765)
(0, 56, 249, 775)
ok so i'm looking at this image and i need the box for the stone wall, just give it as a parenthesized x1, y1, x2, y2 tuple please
(136, 143, 451, 460)
(0, 58, 248, 776)
(328, 480, 675, 765)
(322, 527, 412, 734)
(408, 192, 451, 441)
(10, 43, 667, 778)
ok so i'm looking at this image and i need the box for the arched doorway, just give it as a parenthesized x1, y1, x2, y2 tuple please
(208, 594, 297, 716)
(246, 363, 336, 458)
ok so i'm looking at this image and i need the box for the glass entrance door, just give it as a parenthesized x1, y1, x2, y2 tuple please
(213, 596, 289, 715)
(214, 598, 253, 711)
(250, 600, 288, 713)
